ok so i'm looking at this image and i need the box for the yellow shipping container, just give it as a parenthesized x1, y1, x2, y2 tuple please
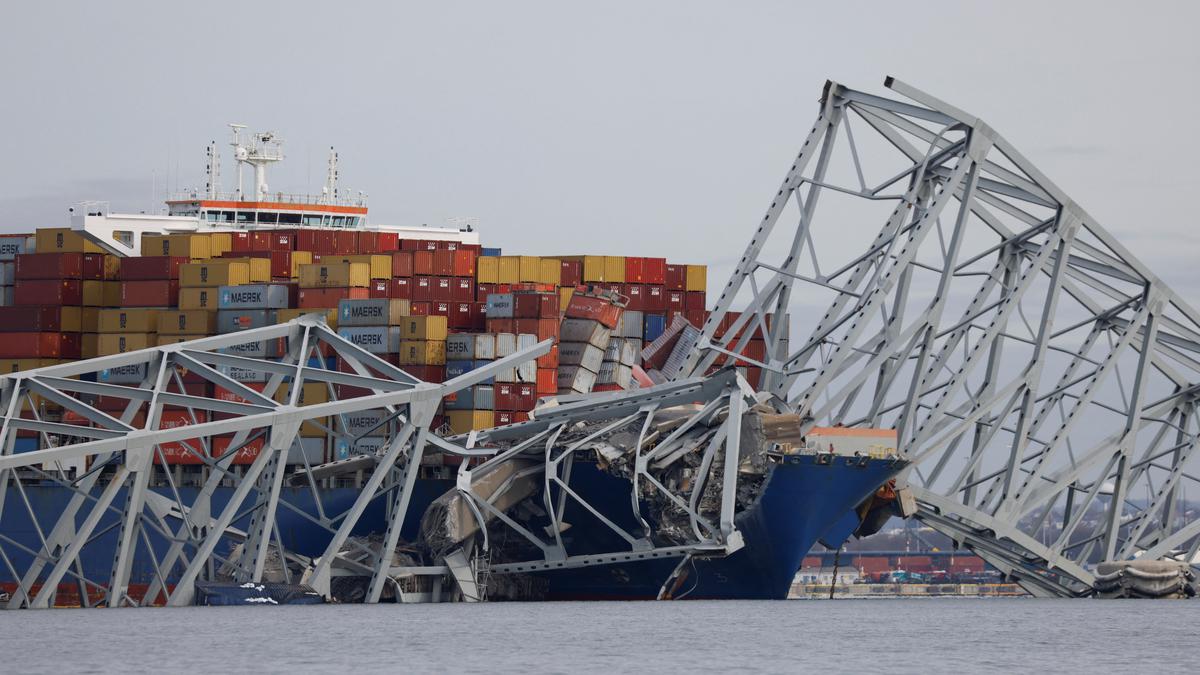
(82, 280, 105, 307)
(81, 334, 98, 359)
(180, 262, 250, 288)
(102, 255, 121, 280)
(496, 256, 521, 284)
(325, 255, 391, 280)
(559, 287, 575, 313)
(538, 258, 561, 286)
(289, 250, 313, 278)
(518, 256, 541, 283)
(399, 315, 448, 341)
(80, 307, 99, 333)
(0, 359, 59, 374)
(685, 264, 707, 291)
(102, 281, 122, 307)
(476, 256, 499, 284)
(582, 255, 605, 282)
(276, 307, 338, 329)
(98, 333, 156, 355)
(274, 382, 329, 436)
(178, 287, 220, 310)
(399, 340, 447, 366)
(157, 309, 217, 335)
(35, 228, 103, 253)
(98, 309, 160, 333)
(209, 232, 232, 258)
(215, 258, 271, 283)
(141, 234, 212, 259)
(446, 410, 495, 435)
(604, 256, 626, 283)
(298, 263, 370, 288)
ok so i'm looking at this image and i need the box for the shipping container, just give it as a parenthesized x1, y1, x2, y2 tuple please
(121, 280, 180, 307)
(0, 306, 82, 332)
(0, 333, 81, 358)
(142, 234, 211, 259)
(217, 309, 277, 333)
(98, 309, 160, 333)
(413, 250, 434, 276)
(476, 256, 499, 284)
(15, 252, 95, 280)
(399, 315, 448, 341)
(177, 286, 220, 310)
(15, 279, 82, 305)
(399, 339, 447, 365)
(558, 365, 596, 394)
(180, 262, 250, 288)
(685, 264, 707, 291)
(157, 310, 217, 335)
(218, 284, 290, 309)
(446, 410, 494, 435)
(559, 342, 606, 372)
(298, 262, 370, 288)
(338, 326, 402, 354)
(559, 318, 611, 347)
(0, 235, 30, 260)
(565, 293, 622, 328)
(36, 228, 104, 254)
(298, 287, 369, 308)
(119, 256, 187, 281)
(665, 264, 686, 290)
(97, 333, 155, 355)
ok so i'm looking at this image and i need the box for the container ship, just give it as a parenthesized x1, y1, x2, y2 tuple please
(0, 128, 907, 605)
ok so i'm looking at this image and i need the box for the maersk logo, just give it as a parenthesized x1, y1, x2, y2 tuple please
(226, 290, 262, 304)
(346, 305, 383, 318)
(200, 267, 208, 283)
(349, 333, 383, 346)
(0, 244, 20, 255)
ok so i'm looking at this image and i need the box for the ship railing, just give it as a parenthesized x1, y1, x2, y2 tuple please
(169, 190, 367, 207)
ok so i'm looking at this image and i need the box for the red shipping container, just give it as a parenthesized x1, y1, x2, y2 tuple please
(624, 284, 646, 311)
(536, 318, 559, 340)
(0, 306, 76, 332)
(565, 294, 621, 328)
(298, 287, 369, 308)
(315, 230, 337, 253)
(685, 291, 706, 311)
(560, 260, 582, 287)
(536, 343, 559, 369)
(391, 251, 414, 277)
(442, 240, 459, 251)
(229, 231, 251, 253)
(400, 239, 420, 251)
(536, 368, 557, 395)
(685, 309, 707, 328)
(433, 277, 453, 302)
(410, 301, 430, 316)
(390, 277, 412, 300)
(514, 318, 540, 336)
(413, 276, 434, 302)
(494, 383, 516, 411)
(665, 264, 686, 290)
(495, 411, 530, 426)
(368, 279, 390, 299)
(432, 301, 451, 318)
(645, 285, 666, 312)
(120, 256, 188, 281)
(375, 232, 399, 253)
(475, 283, 495, 303)
(335, 230, 358, 255)
(448, 302, 474, 329)
(16, 252, 92, 280)
(400, 364, 444, 382)
(452, 250, 477, 277)
(513, 383, 537, 411)
(625, 257, 644, 284)
(432, 249, 454, 277)
(666, 290, 685, 312)
(15, 279, 82, 305)
(486, 318, 516, 333)
(358, 231, 379, 253)
(122, 280, 180, 307)
(213, 436, 266, 465)
(413, 250, 434, 276)
(0, 332, 80, 358)
(451, 277, 474, 303)
(295, 229, 319, 252)
(642, 258, 667, 285)
(250, 231, 273, 252)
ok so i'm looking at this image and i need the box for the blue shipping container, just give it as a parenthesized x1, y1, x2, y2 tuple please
(481, 247, 502, 257)
(643, 313, 667, 342)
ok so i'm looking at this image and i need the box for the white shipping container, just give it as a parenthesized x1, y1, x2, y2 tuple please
(597, 362, 634, 389)
(217, 364, 270, 382)
(0, 236, 29, 260)
(557, 365, 597, 394)
(446, 333, 497, 360)
(473, 334, 497, 360)
(559, 318, 611, 348)
(339, 410, 391, 436)
(516, 333, 538, 353)
(603, 338, 638, 366)
(0, 262, 13, 285)
(494, 361, 536, 383)
(618, 310, 643, 339)
(559, 342, 606, 373)
(486, 293, 515, 318)
(495, 333, 517, 358)
(335, 436, 388, 460)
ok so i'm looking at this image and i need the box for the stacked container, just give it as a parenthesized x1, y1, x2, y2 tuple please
(556, 288, 624, 395)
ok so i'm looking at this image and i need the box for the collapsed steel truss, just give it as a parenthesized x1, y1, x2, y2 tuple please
(674, 77, 1200, 596)
(0, 315, 756, 607)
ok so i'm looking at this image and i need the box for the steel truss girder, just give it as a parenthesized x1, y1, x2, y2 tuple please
(673, 76, 1200, 596)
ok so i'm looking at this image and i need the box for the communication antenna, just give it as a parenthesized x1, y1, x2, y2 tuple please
(229, 123, 247, 199)
(205, 140, 221, 199)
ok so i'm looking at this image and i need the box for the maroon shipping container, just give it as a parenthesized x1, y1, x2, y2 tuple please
(685, 291, 706, 311)
(432, 250, 454, 277)
(431, 301, 450, 318)
(413, 251, 434, 276)
(513, 292, 557, 319)
(623, 284, 646, 311)
(400, 364, 445, 382)
(0, 332, 81, 359)
(684, 309, 707, 328)
(335, 230, 358, 255)
(665, 264, 686, 291)
(295, 229, 319, 252)
(357, 231, 379, 253)
(642, 258, 667, 285)
(413, 276, 434, 302)
(229, 231, 252, 253)
(391, 251, 414, 278)
(409, 301, 430, 316)
(448, 302, 474, 329)
(368, 279, 390, 299)
(514, 383, 537, 411)
(486, 318, 516, 333)
(560, 260, 582, 287)
(400, 239, 421, 251)
(15, 279, 82, 305)
(0, 306, 76, 332)
(298, 287, 369, 308)
(122, 280, 180, 307)
(120, 256, 188, 281)
(476, 283, 495, 303)
(16, 252, 98, 280)
(645, 285, 666, 312)
(451, 277, 474, 303)
(390, 277, 412, 300)
(494, 383, 516, 411)
(666, 289, 685, 312)
(433, 277, 453, 303)
(314, 230, 337, 253)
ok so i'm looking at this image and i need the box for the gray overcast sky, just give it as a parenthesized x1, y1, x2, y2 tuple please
(2, 1, 1198, 294)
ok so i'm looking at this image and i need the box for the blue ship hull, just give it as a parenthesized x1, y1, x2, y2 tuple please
(0, 454, 902, 601)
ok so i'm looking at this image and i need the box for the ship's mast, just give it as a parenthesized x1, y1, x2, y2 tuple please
(229, 124, 283, 201)
(324, 146, 339, 204)
(205, 140, 221, 199)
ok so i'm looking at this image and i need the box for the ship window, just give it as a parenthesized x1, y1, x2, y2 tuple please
(258, 212, 277, 224)
(279, 213, 301, 224)
(332, 216, 345, 227)
(303, 214, 323, 226)
(236, 212, 255, 223)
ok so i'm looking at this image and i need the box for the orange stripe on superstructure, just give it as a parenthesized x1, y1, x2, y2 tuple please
(165, 200, 368, 215)
(808, 427, 898, 439)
